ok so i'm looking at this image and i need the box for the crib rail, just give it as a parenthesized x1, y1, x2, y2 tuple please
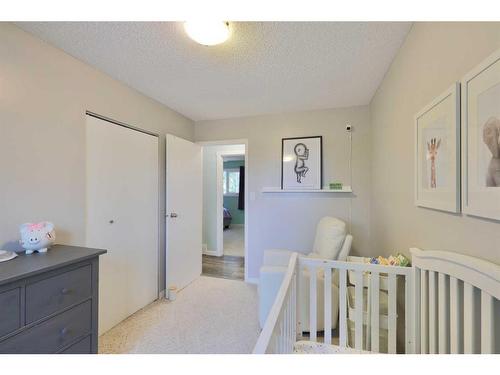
(253, 253, 298, 354)
(411, 248, 500, 354)
(254, 248, 500, 355)
(253, 253, 414, 354)
(299, 257, 414, 353)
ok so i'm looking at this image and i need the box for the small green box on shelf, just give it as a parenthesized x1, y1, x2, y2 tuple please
(329, 182, 343, 190)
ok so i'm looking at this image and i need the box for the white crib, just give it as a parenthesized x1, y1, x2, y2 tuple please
(253, 248, 500, 354)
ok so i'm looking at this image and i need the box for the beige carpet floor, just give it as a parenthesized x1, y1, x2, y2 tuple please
(99, 276, 260, 354)
(223, 225, 244, 257)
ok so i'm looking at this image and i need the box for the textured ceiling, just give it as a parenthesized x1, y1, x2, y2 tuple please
(17, 22, 411, 121)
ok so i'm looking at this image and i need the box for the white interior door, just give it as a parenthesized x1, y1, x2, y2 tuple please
(166, 134, 202, 291)
(86, 115, 159, 335)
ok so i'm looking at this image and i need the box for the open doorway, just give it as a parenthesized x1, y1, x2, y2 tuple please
(221, 154, 245, 258)
(199, 141, 248, 282)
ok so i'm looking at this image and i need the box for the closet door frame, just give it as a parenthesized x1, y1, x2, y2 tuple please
(85, 111, 162, 300)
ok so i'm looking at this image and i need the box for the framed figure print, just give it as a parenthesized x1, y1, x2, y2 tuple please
(462, 49, 500, 221)
(415, 83, 460, 212)
(281, 136, 322, 190)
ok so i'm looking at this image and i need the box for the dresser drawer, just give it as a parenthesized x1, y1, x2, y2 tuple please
(0, 300, 91, 354)
(26, 265, 91, 323)
(0, 288, 21, 337)
(58, 335, 91, 354)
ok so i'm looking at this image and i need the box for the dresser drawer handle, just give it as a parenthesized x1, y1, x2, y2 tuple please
(61, 288, 71, 295)
(60, 327, 69, 336)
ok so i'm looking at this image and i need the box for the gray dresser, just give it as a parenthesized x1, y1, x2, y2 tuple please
(0, 245, 106, 354)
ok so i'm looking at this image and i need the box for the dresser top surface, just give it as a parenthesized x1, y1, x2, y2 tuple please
(0, 245, 106, 286)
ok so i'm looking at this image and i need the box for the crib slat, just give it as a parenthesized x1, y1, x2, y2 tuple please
(405, 273, 414, 353)
(428, 271, 437, 354)
(354, 270, 364, 351)
(296, 266, 302, 339)
(464, 282, 478, 354)
(280, 314, 283, 354)
(309, 266, 317, 342)
(324, 267, 332, 345)
(370, 271, 380, 353)
(438, 273, 449, 354)
(290, 274, 297, 352)
(287, 297, 291, 352)
(339, 269, 347, 347)
(282, 308, 286, 353)
(287, 289, 291, 352)
(289, 278, 293, 351)
(290, 286, 294, 352)
(388, 273, 397, 354)
(449, 276, 462, 354)
(283, 299, 288, 353)
(420, 270, 429, 354)
(413, 268, 421, 354)
(481, 291, 494, 354)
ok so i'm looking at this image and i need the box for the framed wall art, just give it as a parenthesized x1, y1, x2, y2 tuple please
(414, 83, 460, 212)
(462, 49, 500, 221)
(281, 136, 322, 190)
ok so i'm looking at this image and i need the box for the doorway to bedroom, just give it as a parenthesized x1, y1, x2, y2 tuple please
(222, 155, 245, 257)
(199, 141, 247, 281)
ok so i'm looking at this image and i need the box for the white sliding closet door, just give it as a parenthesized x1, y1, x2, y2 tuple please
(86, 115, 159, 335)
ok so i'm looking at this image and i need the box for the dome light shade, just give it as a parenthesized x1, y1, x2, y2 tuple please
(184, 21, 230, 46)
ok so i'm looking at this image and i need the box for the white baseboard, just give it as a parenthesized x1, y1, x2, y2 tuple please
(245, 277, 259, 285)
(203, 248, 219, 256)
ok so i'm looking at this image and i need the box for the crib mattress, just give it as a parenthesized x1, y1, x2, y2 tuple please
(293, 341, 371, 354)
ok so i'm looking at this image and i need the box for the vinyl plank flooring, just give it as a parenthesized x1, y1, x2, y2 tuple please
(202, 255, 244, 281)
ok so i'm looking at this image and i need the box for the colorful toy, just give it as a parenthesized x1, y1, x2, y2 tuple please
(370, 253, 410, 267)
(19, 222, 56, 255)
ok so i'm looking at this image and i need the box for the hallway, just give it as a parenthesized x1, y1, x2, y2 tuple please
(223, 225, 244, 257)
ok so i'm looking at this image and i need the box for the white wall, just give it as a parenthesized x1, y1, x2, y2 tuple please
(196, 106, 371, 279)
(202, 144, 245, 253)
(0, 23, 194, 291)
(370, 22, 500, 264)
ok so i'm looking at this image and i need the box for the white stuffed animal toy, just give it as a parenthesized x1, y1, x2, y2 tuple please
(19, 222, 56, 254)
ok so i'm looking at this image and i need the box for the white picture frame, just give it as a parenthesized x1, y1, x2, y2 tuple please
(461, 48, 500, 221)
(414, 83, 460, 213)
(281, 136, 322, 190)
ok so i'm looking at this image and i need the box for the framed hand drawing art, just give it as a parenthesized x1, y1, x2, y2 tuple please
(281, 136, 322, 190)
(415, 83, 460, 212)
(462, 49, 500, 221)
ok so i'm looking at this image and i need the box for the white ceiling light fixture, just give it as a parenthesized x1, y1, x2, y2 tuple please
(183, 21, 230, 46)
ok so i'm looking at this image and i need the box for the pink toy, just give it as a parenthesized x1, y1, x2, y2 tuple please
(19, 222, 56, 255)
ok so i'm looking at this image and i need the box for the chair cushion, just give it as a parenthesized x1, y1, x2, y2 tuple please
(312, 217, 346, 260)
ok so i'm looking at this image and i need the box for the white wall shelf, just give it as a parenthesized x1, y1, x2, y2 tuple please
(261, 186, 352, 193)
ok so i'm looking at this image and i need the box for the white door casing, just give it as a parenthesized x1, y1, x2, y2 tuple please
(165, 134, 202, 291)
(85, 115, 159, 335)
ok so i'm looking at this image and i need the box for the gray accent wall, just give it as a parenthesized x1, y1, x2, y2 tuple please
(370, 22, 500, 265)
(0, 23, 194, 292)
